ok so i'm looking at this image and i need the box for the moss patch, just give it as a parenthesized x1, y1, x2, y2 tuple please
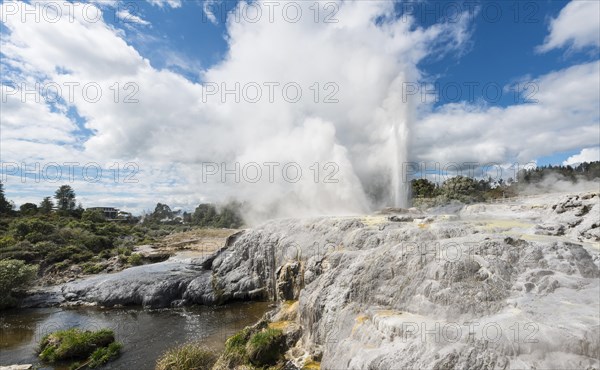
(38, 328, 121, 368)
(217, 327, 252, 368)
(85, 341, 122, 368)
(246, 328, 285, 367)
(215, 326, 288, 369)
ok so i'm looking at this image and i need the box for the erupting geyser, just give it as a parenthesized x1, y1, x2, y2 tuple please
(392, 118, 410, 208)
(386, 74, 413, 209)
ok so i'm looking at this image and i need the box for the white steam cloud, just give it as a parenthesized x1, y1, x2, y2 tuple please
(0, 0, 471, 221)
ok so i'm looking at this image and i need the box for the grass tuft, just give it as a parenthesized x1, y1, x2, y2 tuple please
(245, 328, 285, 367)
(155, 342, 217, 370)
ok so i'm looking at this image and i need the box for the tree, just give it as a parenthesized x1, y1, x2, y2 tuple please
(144, 203, 176, 224)
(411, 179, 436, 198)
(82, 208, 106, 223)
(71, 203, 85, 219)
(0, 182, 13, 215)
(440, 176, 482, 202)
(190, 202, 243, 228)
(19, 203, 38, 215)
(39, 197, 54, 214)
(54, 185, 76, 213)
(192, 204, 218, 226)
(154, 203, 174, 220)
(217, 201, 243, 228)
(0, 259, 38, 308)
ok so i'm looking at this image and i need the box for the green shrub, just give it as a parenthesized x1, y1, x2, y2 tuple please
(97, 223, 118, 236)
(116, 246, 132, 256)
(215, 327, 286, 369)
(0, 241, 37, 262)
(34, 241, 58, 255)
(245, 328, 285, 366)
(127, 253, 143, 266)
(71, 250, 95, 263)
(11, 219, 56, 240)
(81, 209, 106, 223)
(98, 249, 112, 259)
(440, 176, 483, 203)
(87, 341, 122, 368)
(25, 231, 50, 244)
(45, 245, 90, 264)
(156, 342, 217, 370)
(226, 327, 252, 350)
(0, 259, 38, 309)
(115, 237, 135, 249)
(82, 262, 105, 275)
(53, 261, 71, 271)
(82, 235, 113, 253)
(38, 328, 116, 363)
(216, 328, 252, 368)
(11, 220, 31, 239)
(0, 235, 16, 249)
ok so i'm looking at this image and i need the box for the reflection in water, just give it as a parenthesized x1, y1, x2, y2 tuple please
(0, 302, 270, 369)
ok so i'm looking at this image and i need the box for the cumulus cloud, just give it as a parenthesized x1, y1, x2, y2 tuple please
(203, 0, 218, 25)
(0, 0, 473, 218)
(0, 85, 78, 145)
(0, 0, 597, 220)
(537, 0, 600, 53)
(146, 0, 182, 9)
(413, 61, 600, 167)
(563, 147, 600, 166)
(116, 9, 151, 26)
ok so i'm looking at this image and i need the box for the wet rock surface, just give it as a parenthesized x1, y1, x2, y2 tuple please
(22, 191, 600, 369)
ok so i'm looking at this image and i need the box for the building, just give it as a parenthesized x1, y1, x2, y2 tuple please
(87, 207, 119, 219)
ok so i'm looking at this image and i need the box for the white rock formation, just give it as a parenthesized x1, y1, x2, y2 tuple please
(24, 191, 600, 369)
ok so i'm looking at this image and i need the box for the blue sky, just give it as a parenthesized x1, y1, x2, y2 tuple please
(0, 0, 598, 215)
(106, 0, 595, 108)
(91, 1, 593, 104)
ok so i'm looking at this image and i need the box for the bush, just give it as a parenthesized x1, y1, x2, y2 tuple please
(34, 240, 58, 255)
(245, 328, 285, 366)
(214, 327, 287, 369)
(0, 259, 38, 309)
(53, 261, 71, 271)
(45, 245, 92, 264)
(0, 235, 16, 249)
(81, 209, 106, 223)
(116, 247, 132, 256)
(127, 253, 143, 266)
(440, 176, 483, 203)
(0, 240, 37, 262)
(87, 341, 122, 368)
(82, 235, 113, 253)
(82, 262, 105, 275)
(11, 219, 56, 240)
(221, 327, 252, 367)
(411, 178, 437, 198)
(38, 328, 117, 363)
(156, 342, 217, 370)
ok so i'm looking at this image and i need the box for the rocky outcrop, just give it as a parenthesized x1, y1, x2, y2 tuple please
(207, 191, 600, 369)
(23, 192, 600, 369)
